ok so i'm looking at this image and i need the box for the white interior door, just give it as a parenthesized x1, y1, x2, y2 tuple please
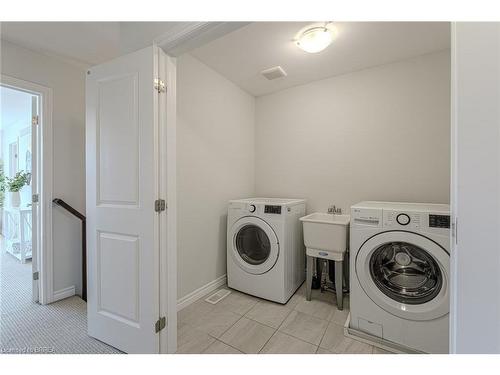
(86, 46, 160, 353)
(451, 23, 500, 354)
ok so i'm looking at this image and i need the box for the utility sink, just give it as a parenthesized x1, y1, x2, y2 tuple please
(299, 213, 350, 261)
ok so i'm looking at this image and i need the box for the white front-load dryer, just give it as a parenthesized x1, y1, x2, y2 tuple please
(349, 201, 450, 353)
(227, 198, 306, 304)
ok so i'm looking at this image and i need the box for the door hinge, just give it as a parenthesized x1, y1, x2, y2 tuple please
(155, 316, 167, 333)
(154, 78, 166, 93)
(155, 199, 166, 212)
(32, 194, 39, 203)
(33, 271, 39, 280)
(32, 115, 39, 126)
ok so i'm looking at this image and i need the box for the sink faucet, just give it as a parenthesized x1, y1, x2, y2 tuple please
(328, 205, 342, 215)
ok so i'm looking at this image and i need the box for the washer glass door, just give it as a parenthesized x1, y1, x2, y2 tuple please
(356, 231, 449, 321)
(230, 216, 279, 275)
(370, 241, 443, 305)
(236, 225, 271, 265)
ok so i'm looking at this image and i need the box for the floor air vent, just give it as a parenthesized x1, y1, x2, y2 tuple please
(205, 289, 231, 304)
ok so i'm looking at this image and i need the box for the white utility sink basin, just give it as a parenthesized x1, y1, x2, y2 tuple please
(300, 213, 350, 261)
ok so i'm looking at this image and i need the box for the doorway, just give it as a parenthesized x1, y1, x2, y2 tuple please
(0, 75, 51, 309)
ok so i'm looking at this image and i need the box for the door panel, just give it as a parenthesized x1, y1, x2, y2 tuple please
(86, 46, 159, 353)
(98, 232, 140, 323)
(97, 74, 139, 205)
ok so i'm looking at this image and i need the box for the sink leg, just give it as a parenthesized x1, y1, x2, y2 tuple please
(335, 260, 343, 310)
(306, 255, 313, 301)
(343, 252, 350, 292)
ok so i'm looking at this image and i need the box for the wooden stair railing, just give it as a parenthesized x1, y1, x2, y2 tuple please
(52, 198, 86, 301)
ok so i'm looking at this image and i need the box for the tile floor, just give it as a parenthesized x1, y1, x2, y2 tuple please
(177, 283, 391, 354)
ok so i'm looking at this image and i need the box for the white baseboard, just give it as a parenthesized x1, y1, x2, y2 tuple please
(177, 274, 227, 311)
(52, 285, 76, 302)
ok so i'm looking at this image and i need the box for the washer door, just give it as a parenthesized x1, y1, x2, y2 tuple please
(356, 231, 449, 321)
(230, 217, 279, 275)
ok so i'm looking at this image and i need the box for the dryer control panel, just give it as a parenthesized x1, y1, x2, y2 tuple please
(264, 205, 282, 214)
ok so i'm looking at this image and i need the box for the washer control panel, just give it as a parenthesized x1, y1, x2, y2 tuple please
(396, 213, 410, 226)
(382, 209, 449, 235)
(384, 210, 421, 229)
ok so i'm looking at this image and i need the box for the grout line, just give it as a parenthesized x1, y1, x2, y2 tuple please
(208, 313, 245, 340)
(257, 328, 279, 354)
(317, 319, 330, 350)
(208, 338, 244, 354)
(244, 306, 293, 331)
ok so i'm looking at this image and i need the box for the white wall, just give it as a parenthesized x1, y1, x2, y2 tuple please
(451, 23, 500, 353)
(1, 40, 86, 295)
(255, 50, 451, 213)
(177, 54, 255, 299)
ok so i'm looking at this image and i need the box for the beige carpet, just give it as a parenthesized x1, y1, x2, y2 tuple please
(0, 238, 121, 354)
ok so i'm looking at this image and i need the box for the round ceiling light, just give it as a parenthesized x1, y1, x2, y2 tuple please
(295, 23, 336, 53)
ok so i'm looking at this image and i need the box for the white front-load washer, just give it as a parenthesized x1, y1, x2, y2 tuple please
(349, 201, 450, 353)
(227, 198, 306, 304)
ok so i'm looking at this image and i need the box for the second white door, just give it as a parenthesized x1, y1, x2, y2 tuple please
(86, 46, 161, 353)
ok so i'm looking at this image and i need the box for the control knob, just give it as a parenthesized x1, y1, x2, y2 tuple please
(396, 213, 410, 226)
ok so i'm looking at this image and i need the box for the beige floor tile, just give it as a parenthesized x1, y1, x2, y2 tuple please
(316, 347, 334, 354)
(278, 310, 329, 345)
(178, 299, 215, 326)
(283, 283, 306, 309)
(372, 346, 393, 354)
(245, 300, 292, 328)
(203, 340, 243, 354)
(285, 293, 304, 309)
(294, 298, 335, 321)
(260, 332, 317, 354)
(320, 322, 373, 354)
(176, 322, 216, 354)
(311, 288, 337, 303)
(330, 307, 349, 326)
(336, 339, 373, 354)
(219, 317, 275, 354)
(216, 290, 259, 315)
(194, 305, 242, 338)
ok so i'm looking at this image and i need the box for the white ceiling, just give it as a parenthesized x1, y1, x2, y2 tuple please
(0, 22, 450, 97)
(1, 22, 121, 66)
(190, 22, 451, 96)
(0, 22, 189, 67)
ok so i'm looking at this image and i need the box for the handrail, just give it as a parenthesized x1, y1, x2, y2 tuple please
(52, 198, 87, 302)
(53, 198, 85, 220)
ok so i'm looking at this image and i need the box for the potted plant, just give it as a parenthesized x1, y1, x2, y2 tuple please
(7, 171, 30, 208)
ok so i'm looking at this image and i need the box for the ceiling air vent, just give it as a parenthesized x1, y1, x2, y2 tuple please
(261, 66, 287, 80)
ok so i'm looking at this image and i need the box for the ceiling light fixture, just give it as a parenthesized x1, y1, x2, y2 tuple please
(295, 22, 336, 53)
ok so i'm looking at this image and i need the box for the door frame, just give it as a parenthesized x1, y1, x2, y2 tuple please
(158, 48, 178, 354)
(0, 74, 53, 305)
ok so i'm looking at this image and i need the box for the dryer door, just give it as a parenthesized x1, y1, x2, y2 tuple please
(356, 231, 449, 321)
(230, 217, 279, 275)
